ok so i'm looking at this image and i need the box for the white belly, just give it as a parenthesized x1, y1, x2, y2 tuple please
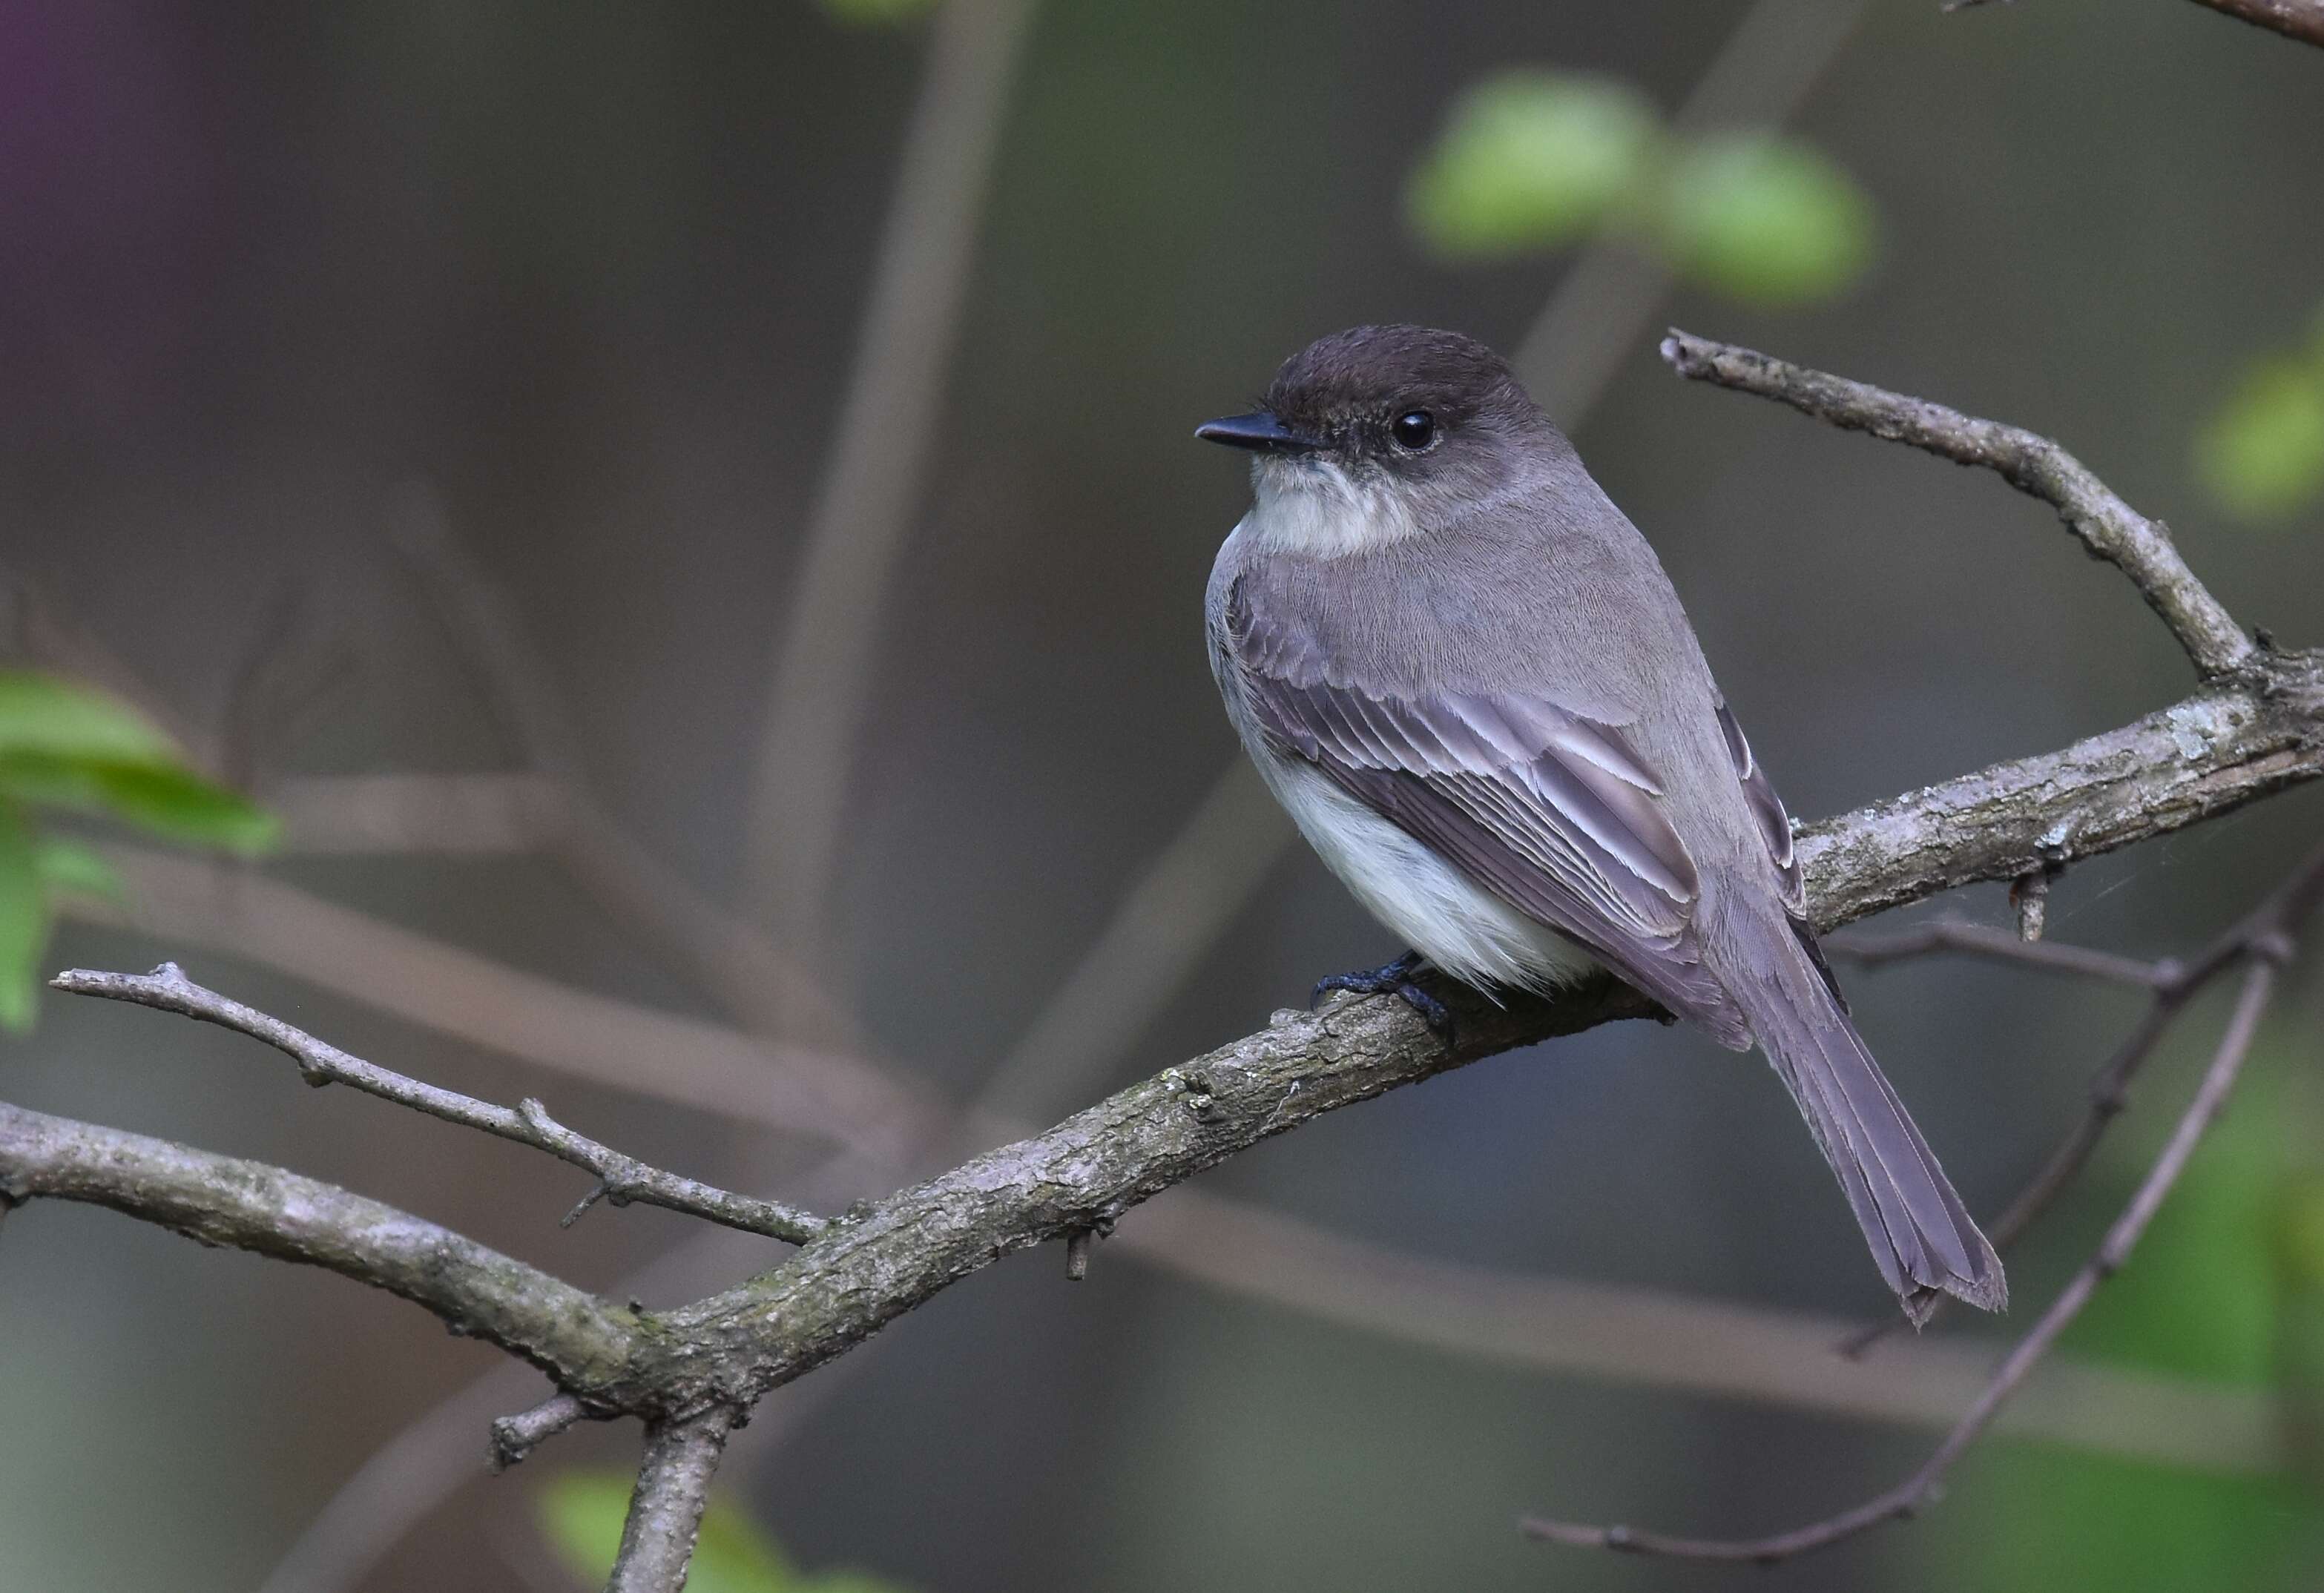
(1249, 740, 1600, 997)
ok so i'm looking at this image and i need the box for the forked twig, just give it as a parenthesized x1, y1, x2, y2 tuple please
(1527, 848, 2323, 1562)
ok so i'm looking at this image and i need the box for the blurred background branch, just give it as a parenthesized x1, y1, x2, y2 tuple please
(741, 0, 1038, 977)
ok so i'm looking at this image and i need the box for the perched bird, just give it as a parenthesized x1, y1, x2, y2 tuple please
(1197, 325, 2004, 1324)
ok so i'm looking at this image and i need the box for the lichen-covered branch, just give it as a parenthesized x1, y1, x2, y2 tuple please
(0, 1101, 637, 1391)
(1659, 329, 2257, 678)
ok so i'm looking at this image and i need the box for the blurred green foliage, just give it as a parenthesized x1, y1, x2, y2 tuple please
(1406, 70, 1875, 306)
(2196, 309, 2324, 524)
(1951, 1065, 2324, 1592)
(538, 1473, 917, 1593)
(0, 672, 274, 1029)
(1403, 73, 1660, 258)
(1656, 134, 1872, 306)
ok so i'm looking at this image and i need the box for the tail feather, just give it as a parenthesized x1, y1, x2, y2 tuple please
(1740, 924, 2006, 1325)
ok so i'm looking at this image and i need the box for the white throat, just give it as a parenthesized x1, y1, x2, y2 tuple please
(1239, 456, 1421, 558)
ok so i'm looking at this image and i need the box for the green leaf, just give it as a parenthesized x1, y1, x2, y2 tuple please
(537, 1474, 798, 1593)
(80, 764, 277, 851)
(0, 673, 179, 766)
(33, 837, 122, 905)
(1406, 72, 1661, 260)
(0, 753, 110, 811)
(815, 0, 939, 25)
(0, 753, 275, 851)
(1654, 133, 1875, 305)
(2195, 357, 2324, 522)
(0, 800, 47, 1031)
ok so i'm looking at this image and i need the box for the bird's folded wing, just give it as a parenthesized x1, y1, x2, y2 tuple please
(1228, 590, 1748, 1042)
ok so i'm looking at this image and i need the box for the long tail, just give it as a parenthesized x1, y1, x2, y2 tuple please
(1737, 920, 2006, 1325)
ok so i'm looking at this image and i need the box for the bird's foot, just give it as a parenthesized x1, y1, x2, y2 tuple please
(1309, 951, 1456, 1047)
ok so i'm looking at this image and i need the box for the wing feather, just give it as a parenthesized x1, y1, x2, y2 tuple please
(1225, 582, 1741, 1035)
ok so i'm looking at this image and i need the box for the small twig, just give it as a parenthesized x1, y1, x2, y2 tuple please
(608, 1405, 742, 1593)
(488, 1393, 591, 1474)
(1660, 330, 2256, 679)
(2179, 0, 2324, 48)
(1528, 952, 2283, 1561)
(1824, 921, 2168, 988)
(2010, 869, 2050, 940)
(49, 963, 829, 1246)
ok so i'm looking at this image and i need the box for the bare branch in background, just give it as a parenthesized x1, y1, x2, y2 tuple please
(1826, 920, 2170, 988)
(1527, 850, 2319, 1560)
(72, 844, 933, 1159)
(1661, 329, 2257, 677)
(389, 490, 866, 1051)
(742, 0, 1038, 955)
(50, 963, 829, 1244)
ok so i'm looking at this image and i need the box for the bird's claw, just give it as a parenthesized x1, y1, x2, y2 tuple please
(1309, 951, 1456, 1047)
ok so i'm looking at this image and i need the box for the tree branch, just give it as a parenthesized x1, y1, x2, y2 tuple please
(50, 962, 829, 1245)
(0, 1101, 638, 1394)
(608, 1405, 741, 1593)
(1660, 329, 2258, 678)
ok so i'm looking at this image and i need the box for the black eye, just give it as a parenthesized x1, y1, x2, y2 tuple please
(1391, 410, 1435, 451)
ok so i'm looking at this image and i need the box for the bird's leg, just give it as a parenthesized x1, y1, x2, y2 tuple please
(1310, 951, 1456, 1046)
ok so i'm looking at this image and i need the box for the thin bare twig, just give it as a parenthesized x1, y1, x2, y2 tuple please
(50, 963, 829, 1245)
(1661, 329, 2257, 678)
(1527, 850, 2322, 1561)
(489, 1394, 590, 1474)
(1826, 920, 2170, 988)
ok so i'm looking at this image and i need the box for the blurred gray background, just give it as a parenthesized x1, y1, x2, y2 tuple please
(4, 1, 2322, 1589)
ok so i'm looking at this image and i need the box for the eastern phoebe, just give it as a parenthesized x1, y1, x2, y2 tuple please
(1197, 325, 2004, 1323)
